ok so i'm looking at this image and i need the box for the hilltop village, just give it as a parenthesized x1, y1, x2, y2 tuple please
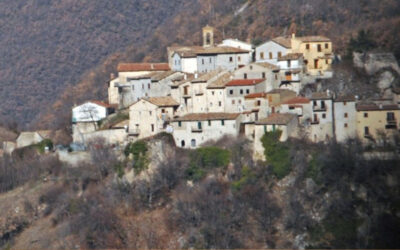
(3, 26, 400, 159)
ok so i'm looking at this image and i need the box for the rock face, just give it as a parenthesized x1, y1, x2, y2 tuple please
(353, 52, 400, 96)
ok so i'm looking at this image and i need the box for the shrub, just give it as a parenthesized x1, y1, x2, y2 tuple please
(124, 141, 149, 175)
(261, 130, 291, 179)
(306, 152, 323, 184)
(231, 166, 255, 191)
(186, 146, 230, 181)
(34, 139, 53, 153)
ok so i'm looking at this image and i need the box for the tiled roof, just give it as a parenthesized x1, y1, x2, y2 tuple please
(271, 36, 292, 48)
(244, 92, 267, 99)
(278, 53, 303, 61)
(256, 113, 297, 125)
(254, 62, 280, 70)
(207, 72, 232, 89)
(147, 71, 177, 82)
(296, 36, 331, 42)
(356, 103, 400, 111)
(267, 89, 296, 95)
(334, 95, 356, 102)
(310, 92, 333, 100)
(117, 63, 170, 72)
(147, 96, 179, 107)
(282, 96, 310, 104)
(174, 113, 240, 121)
(192, 70, 223, 83)
(226, 79, 264, 87)
(171, 76, 194, 87)
(90, 100, 116, 108)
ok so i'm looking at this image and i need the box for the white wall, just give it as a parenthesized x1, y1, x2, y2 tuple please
(72, 102, 107, 123)
(334, 101, 357, 142)
(255, 41, 289, 63)
(182, 57, 198, 73)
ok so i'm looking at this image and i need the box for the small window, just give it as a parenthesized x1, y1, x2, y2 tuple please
(209, 57, 212, 63)
(317, 44, 322, 52)
(364, 126, 369, 135)
(325, 43, 329, 49)
(238, 56, 241, 62)
(278, 52, 282, 58)
(275, 74, 278, 80)
(287, 60, 291, 68)
(191, 139, 196, 147)
(212, 91, 215, 95)
(142, 84, 144, 89)
(232, 100, 235, 104)
(262, 72, 266, 78)
(229, 57, 233, 62)
(181, 140, 185, 147)
(202, 59, 204, 65)
(178, 121, 182, 127)
(344, 123, 348, 128)
(306, 44, 310, 50)
(344, 113, 348, 118)
(208, 120, 211, 126)
(149, 111, 152, 116)
(229, 90, 233, 95)
(148, 83, 150, 89)
(269, 52, 273, 59)
(326, 59, 328, 64)
(239, 100, 242, 104)
(322, 113, 326, 119)
(343, 101, 347, 105)
(218, 101, 222, 107)
(304, 60, 308, 65)
(151, 124, 154, 132)
(250, 65, 253, 70)
(256, 100, 261, 106)
(246, 89, 250, 94)
(260, 52, 264, 59)
(364, 113, 368, 118)
(244, 73, 247, 79)
(161, 109, 165, 113)
(221, 120, 225, 126)
(240, 89, 243, 94)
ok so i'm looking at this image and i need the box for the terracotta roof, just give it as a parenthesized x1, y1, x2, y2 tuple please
(271, 36, 292, 48)
(206, 72, 232, 89)
(334, 95, 356, 102)
(356, 103, 400, 111)
(296, 35, 331, 42)
(117, 63, 170, 72)
(254, 62, 280, 71)
(147, 96, 179, 107)
(256, 113, 297, 125)
(90, 100, 115, 108)
(278, 53, 303, 61)
(244, 92, 267, 99)
(226, 79, 264, 87)
(310, 92, 333, 100)
(174, 113, 240, 121)
(282, 96, 310, 104)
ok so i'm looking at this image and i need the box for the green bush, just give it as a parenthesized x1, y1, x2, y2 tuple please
(124, 141, 149, 175)
(307, 152, 323, 184)
(185, 146, 230, 181)
(261, 130, 291, 179)
(231, 166, 256, 191)
(34, 139, 53, 153)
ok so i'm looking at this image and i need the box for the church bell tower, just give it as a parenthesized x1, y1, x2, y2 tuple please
(202, 25, 214, 47)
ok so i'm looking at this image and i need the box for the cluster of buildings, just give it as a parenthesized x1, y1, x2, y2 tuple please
(71, 26, 400, 160)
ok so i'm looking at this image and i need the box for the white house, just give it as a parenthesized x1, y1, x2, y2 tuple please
(309, 92, 334, 142)
(333, 95, 358, 142)
(218, 38, 254, 59)
(255, 37, 291, 63)
(224, 79, 266, 113)
(129, 96, 179, 140)
(276, 53, 305, 94)
(253, 113, 298, 160)
(232, 62, 281, 91)
(172, 113, 242, 148)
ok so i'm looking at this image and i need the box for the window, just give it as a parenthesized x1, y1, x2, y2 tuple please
(149, 111, 152, 116)
(202, 59, 204, 65)
(344, 113, 348, 118)
(232, 100, 235, 104)
(322, 113, 326, 119)
(304, 60, 308, 65)
(344, 123, 348, 128)
(325, 43, 329, 49)
(278, 52, 282, 58)
(321, 101, 325, 109)
(148, 83, 150, 89)
(326, 59, 328, 64)
(191, 139, 196, 147)
(343, 101, 347, 105)
(240, 89, 243, 94)
(246, 89, 250, 94)
(287, 60, 291, 68)
(197, 122, 202, 130)
(269, 52, 273, 59)
(229, 56, 233, 62)
(313, 101, 317, 106)
(142, 84, 144, 89)
(238, 56, 241, 62)
(317, 44, 322, 52)
(218, 101, 221, 107)
(364, 113, 368, 118)
(221, 120, 225, 126)
(239, 99, 242, 104)
(161, 109, 165, 113)
(209, 58, 212, 63)
(275, 74, 278, 80)
(364, 126, 369, 135)
(387, 112, 395, 121)
(260, 52, 264, 59)
(250, 65, 253, 70)
(256, 100, 261, 106)
(306, 44, 310, 50)
(244, 73, 247, 79)
(178, 121, 182, 127)
(151, 124, 154, 132)
(262, 72, 266, 78)
(229, 90, 233, 95)
(208, 120, 211, 126)
(181, 140, 185, 147)
(212, 91, 215, 95)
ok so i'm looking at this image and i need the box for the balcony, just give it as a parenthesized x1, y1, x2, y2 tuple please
(191, 126, 203, 133)
(313, 105, 327, 112)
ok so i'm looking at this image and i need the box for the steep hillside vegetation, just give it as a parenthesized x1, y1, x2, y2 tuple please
(0, 0, 399, 129)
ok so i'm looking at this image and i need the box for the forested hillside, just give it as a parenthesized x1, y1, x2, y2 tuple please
(0, 0, 399, 129)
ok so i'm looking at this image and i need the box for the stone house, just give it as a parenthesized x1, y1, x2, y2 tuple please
(224, 79, 266, 113)
(255, 37, 292, 63)
(171, 113, 242, 148)
(280, 96, 312, 125)
(265, 89, 297, 113)
(253, 113, 298, 160)
(16, 130, 52, 149)
(129, 96, 179, 140)
(356, 102, 400, 145)
(232, 62, 280, 91)
(276, 53, 305, 94)
(309, 92, 334, 142)
(333, 95, 358, 142)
